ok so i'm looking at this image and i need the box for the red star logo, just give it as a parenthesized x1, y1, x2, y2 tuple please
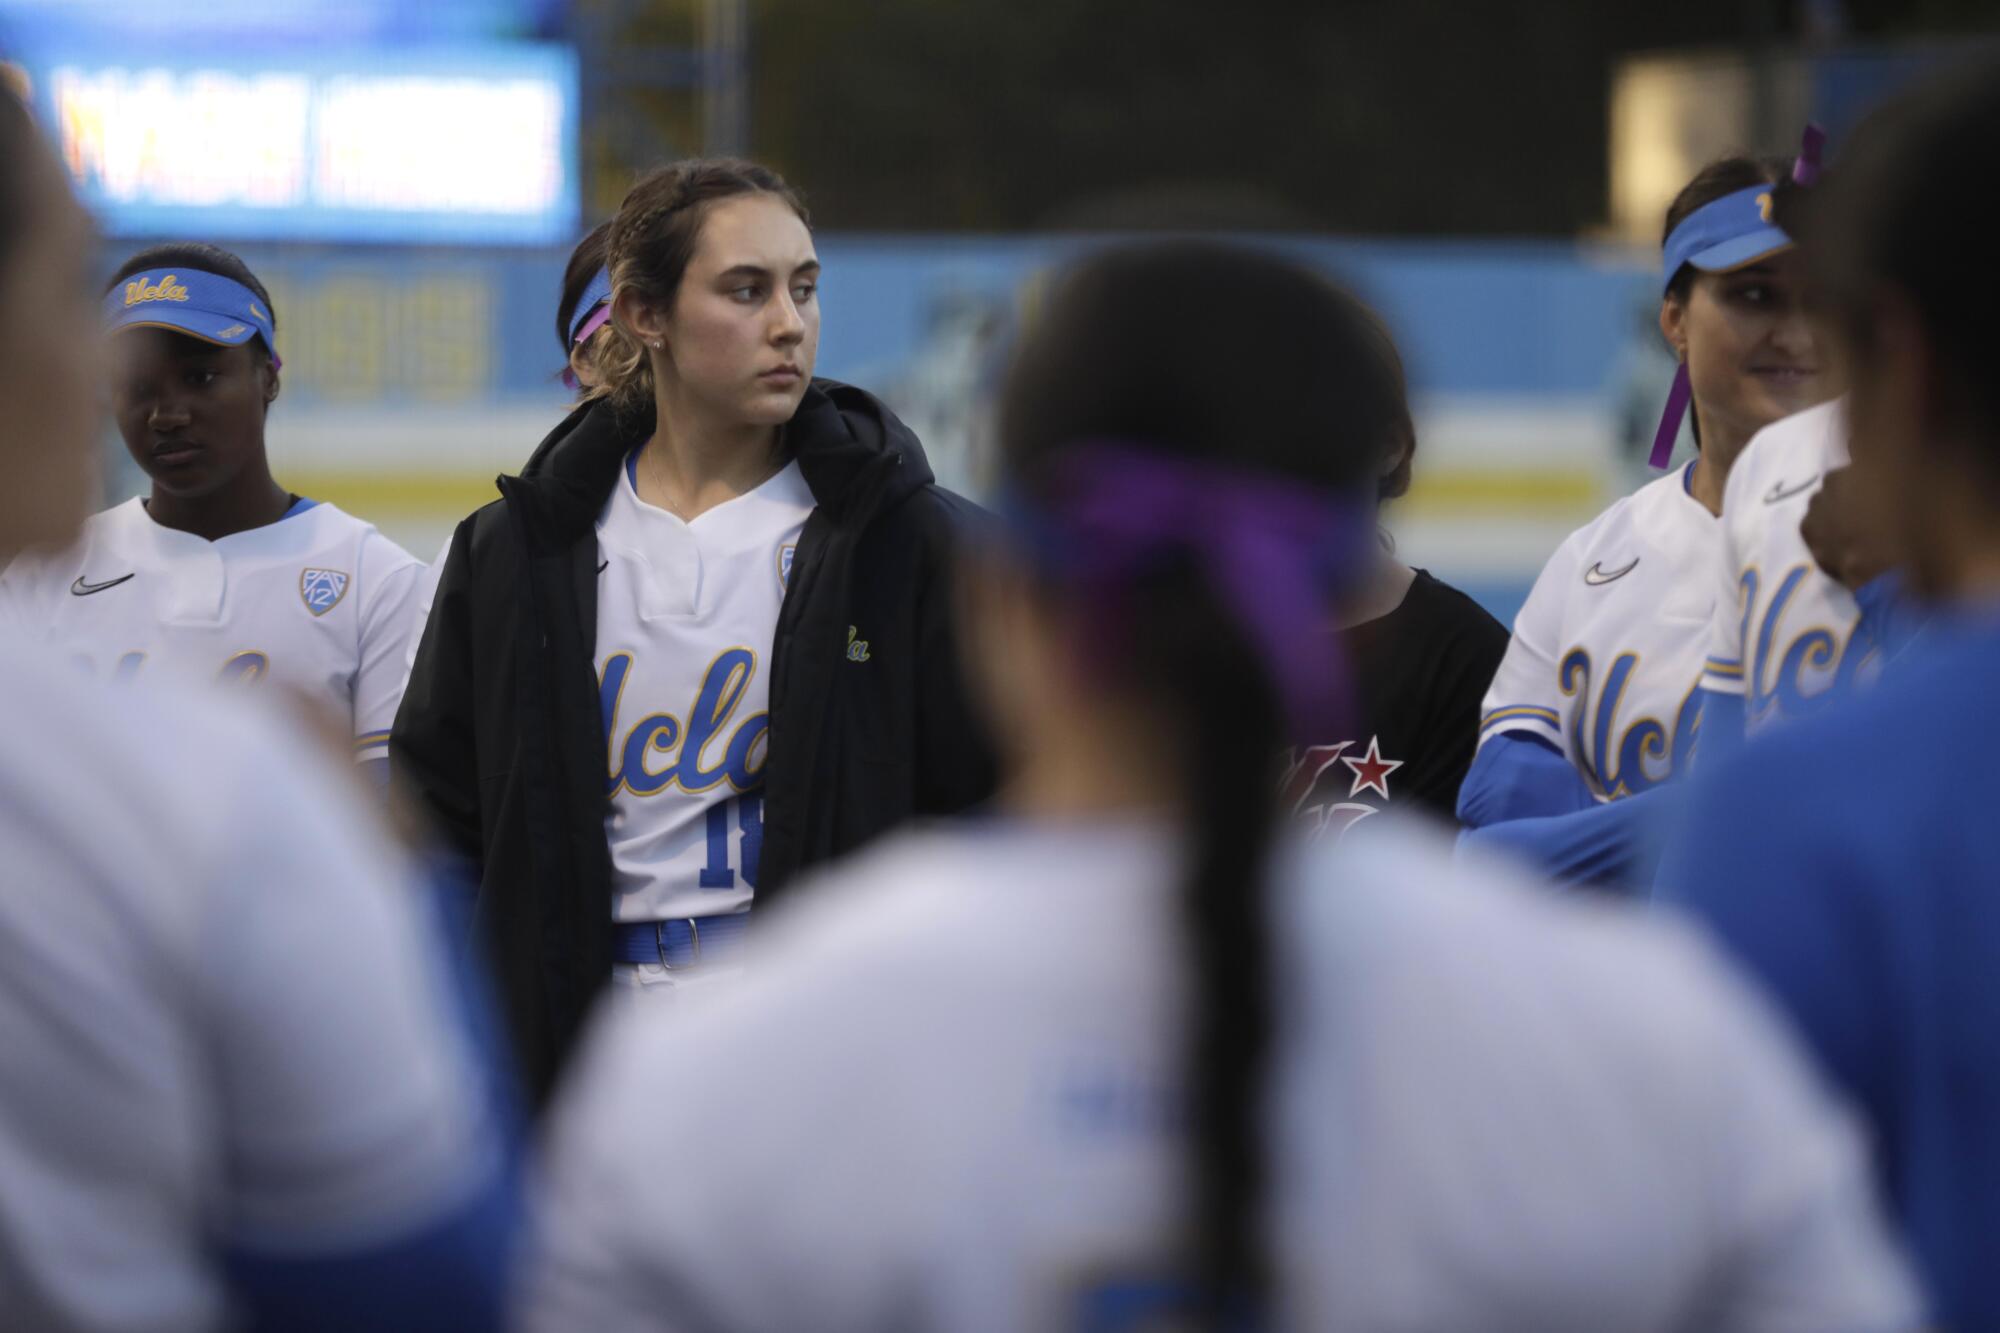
(1341, 735, 1403, 800)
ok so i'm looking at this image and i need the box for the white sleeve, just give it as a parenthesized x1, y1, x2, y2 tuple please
(199, 735, 496, 1245)
(1699, 474, 1753, 699)
(1670, 929, 1921, 1331)
(1475, 531, 1584, 755)
(352, 534, 426, 764)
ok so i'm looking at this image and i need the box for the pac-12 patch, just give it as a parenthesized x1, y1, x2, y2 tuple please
(299, 568, 351, 616)
(778, 543, 797, 592)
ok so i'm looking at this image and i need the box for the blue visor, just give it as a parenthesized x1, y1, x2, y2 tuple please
(1660, 185, 1793, 296)
(104, 268, 278, 360)
(568, 267, 611, 344)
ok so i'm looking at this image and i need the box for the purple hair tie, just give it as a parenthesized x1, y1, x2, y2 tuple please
(1010, 443, 1367, 738)
(573, 302, 612, 347)
(1649, 363, 1692, 469)
(1793, 123, 1826, 186)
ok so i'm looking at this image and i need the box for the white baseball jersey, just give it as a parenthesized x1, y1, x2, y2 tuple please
(0, 498, 424, 765)
(1698, 400, 1875, 733)
(596, 454, 813, 923)
(1478, 464, 1716, 800)
(0, 647, 495, 1331)
(523, 819, 1918, 1332)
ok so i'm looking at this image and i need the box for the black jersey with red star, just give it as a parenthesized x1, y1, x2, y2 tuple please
(1286, 569, 1508, 841)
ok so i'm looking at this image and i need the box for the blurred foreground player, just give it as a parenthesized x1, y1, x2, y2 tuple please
(523, 241, 1917, 1332)
(1287, 302, 1506, 837)
(0, 239, 424, 782)
(0, 90, 512, 1331)
(1662, 57, 2000, 1326)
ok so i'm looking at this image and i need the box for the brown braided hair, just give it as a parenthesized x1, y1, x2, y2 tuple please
(590, 158, 809, 410)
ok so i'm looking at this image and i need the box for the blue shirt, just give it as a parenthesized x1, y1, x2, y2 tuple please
(1659, 610, 2000, 1326)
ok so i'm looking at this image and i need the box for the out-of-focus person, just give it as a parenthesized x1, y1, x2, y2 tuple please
(1288, 302, 1507, 837)
(0, 87, 515, 1332)
(521, 239, 1918, 1333)
(1661, 56, 2000, 1327)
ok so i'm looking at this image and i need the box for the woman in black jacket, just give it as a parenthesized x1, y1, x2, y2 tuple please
(393, 159, 995, 1104)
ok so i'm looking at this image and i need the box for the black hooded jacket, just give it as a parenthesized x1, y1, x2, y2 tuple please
(392, 379, 996, 1103)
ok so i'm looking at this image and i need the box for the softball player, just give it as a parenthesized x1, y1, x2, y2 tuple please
(522, 241, 1917, 1333)
(1457, 137, 1841, 885)
(0, 87, 512, 1331)
(0, 244, 424, 779)
(1696, 399, 1875, 746)
(392, 159, 994, 1105)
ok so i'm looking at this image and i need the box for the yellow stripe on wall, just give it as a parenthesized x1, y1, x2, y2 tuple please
(284, 464, 1606, 526)
(284, 470, 502, 520)
(1400, 467, 1602, 515)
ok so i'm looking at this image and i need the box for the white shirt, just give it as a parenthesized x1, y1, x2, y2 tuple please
(0, 648, 494, 1332)
(596, 454, 814, 922)
(0, 498, 424, 764)
(1697, 400, 1874, 732)
(1478, 464, 1715, 799)
(525, 818, 1918, 1333)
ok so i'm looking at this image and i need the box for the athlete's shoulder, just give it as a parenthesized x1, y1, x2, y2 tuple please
(0, 645, 301, 871)
(1561, 469, 1694, 558)
(293, 502, 421, 570)
(1724, 399, 1849, 518)
(1305, 818, 1785, 1073)
(1400, 570, 1508, 646)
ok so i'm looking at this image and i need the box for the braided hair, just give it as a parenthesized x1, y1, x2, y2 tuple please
(589, 159, 808, 410)
(998, 240, 1407, 1326)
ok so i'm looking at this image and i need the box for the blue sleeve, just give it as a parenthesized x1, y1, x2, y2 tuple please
(1457, 784, 1677, 892)
(224, 857, 525, 1332)
(1655, 755, 1887, 1133)
(1455, 731, 1597, 830)
(1855, 571, 1927, 665)
(224, 1165, 518, 1333)
(1695, 688, 1747, 765)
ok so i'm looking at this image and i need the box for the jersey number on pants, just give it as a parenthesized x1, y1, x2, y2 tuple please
(699, 794, 764, 890)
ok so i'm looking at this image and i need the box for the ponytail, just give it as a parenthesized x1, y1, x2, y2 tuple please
(1126, 561, 1282, 1325)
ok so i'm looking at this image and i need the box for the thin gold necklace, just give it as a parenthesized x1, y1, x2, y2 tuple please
(639, 441, 695, 520)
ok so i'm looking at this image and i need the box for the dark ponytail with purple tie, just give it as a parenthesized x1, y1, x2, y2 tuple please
(998, 240, 1405, 1325)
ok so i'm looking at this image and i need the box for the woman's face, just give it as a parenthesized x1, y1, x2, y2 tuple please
(0, 144, 99, 558)
(109, 330, 273, 502)
(1662, 248, 1839, 448)
(638, 193, 819, 427)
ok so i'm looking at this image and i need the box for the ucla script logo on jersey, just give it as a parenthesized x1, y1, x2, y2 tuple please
(1559, 648, 1702, 799)
(600, 648, 769, 797)
(1731, 564, 1876, 723)
(299, 568, 350, 617)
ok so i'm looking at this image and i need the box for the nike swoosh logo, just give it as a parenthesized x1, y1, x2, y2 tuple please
(596, 560, 610, 575)
(70, 573, 135, 596)
(1583, 559, 1639, 586)
(1763, 474, 1821, 505)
